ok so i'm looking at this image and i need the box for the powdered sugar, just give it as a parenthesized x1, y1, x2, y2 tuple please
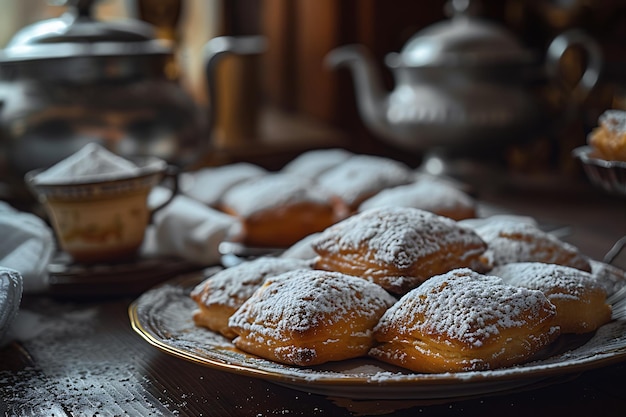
(221, 173, 332, 217)
(466, 217, 587, 269)
(491, 262, 602, 301)
(359, 178, 475, 215)
(32, 143, 140, 184)
(228, 269, 396, 340)
(313, 207, 484, 268)
(599, 109, 626, 135)
(375, 268, 557, 348)
(191, 257, 312, 309)
(316, 155, 413, 207)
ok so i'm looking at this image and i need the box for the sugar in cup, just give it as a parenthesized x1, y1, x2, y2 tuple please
(25, 144, 178, 264)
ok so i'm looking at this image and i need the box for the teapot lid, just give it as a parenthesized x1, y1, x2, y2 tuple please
(388, 0, 534, 67)
(1, 0, 171, 62)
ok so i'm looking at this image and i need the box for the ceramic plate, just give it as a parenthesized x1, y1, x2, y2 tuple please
(129, 271, 626, 400)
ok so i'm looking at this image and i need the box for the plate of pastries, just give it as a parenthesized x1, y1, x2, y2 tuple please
(130, 185, 626, 399)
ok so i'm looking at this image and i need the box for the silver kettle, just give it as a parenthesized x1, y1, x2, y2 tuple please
(326, 0, 602, 153)
(0, 0, 265, 201)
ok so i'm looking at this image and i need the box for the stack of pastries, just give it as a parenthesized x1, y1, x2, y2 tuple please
(183, 148, 478, 248)
(191, 203, 622, 373)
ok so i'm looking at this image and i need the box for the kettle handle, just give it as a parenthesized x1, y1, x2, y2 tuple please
(546, 29, 603, 104)
(203, 36, 267, 146)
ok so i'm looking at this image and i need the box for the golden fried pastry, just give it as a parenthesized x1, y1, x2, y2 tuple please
(220, 173, 348, 248)
(588, 109, 626, 162)
(228, 269, 397, 366)
(492, 262, 612, 334)
(316, 155, 413, 212)
(191, 257, 312, 338)
(312, 207, 488, 294)
(369, 268, 560, 373)
(358, 178, 477, 221)
(464, 217, 591, 272)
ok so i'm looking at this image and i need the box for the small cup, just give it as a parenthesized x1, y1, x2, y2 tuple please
(25, 156, 178, 264)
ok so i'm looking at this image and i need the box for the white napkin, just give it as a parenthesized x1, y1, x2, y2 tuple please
(0, 267, 23, 346)
(144, 187, 239, 265)
(0, 202, 55, 293)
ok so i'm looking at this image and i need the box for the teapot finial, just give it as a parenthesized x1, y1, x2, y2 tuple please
(445, 0, 481, 18)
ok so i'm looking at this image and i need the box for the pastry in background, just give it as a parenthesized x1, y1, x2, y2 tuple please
(588, 259, 626, 297)
(369, 268, 560, 373)
(220, 173, 348, 248)
(491, 262, 612, 334)
(312, 207, 488, 294)
(281, 148, 354, 180)
(191, 257, 312, 338)
(279, 232, 320, 261)
(316, 154, 413, 212)
(180, 162, 267, 208)
(463, 217, 591, 272)
(228, 269, 397, 366)
(358, 178, 477, 221)
(587, 109, 626, 162)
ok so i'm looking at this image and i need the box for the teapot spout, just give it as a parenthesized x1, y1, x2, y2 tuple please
(325, 45, 393, 139)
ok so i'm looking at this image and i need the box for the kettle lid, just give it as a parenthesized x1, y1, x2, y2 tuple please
(390, 0, 534, 67)
(1, 0, 171, 62)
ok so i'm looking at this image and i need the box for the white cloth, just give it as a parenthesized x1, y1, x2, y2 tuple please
(0, 267, 23, 346)
(0, 202, 55, 293)
(144, 188, 238, 266)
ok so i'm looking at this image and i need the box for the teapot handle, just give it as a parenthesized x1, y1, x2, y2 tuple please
(203, 36, 267, 146)
(546, 29, 603, 104)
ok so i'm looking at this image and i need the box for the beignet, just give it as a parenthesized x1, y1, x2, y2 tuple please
(312, 207, 488, 294)
(464, 217, 591, 272)
(491, 262, 612, 334)
(316, 155, 413, 212)
(191, 257, 312, 338)
(587, 109, 626, 162)
(228, 269, 397, 366)
(369, 268, 560, 373)
(358, 178, 477, 221)
(220, 173, 347, 248)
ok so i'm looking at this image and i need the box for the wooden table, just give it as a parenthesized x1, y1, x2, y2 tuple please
(2, 181, 626, 417)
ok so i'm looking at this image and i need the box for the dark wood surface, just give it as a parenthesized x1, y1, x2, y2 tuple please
(1, 183, 626, 416)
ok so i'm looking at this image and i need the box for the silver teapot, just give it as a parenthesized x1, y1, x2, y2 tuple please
(326, 0, 602, 153)
(0, 0, 265, 201)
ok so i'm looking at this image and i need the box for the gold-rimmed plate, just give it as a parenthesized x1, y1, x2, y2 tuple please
(129, 271, 626, 401)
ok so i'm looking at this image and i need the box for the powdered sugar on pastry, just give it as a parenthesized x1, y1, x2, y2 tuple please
(378, 269, 555, 347)
(314, 207, 483, 269)
(191, 257, 312, 309)
(466, 218, 591, 272)
(491, 262, 612, 334)
(228, 269, 397, 366)
(370, 268, 560, 373)
(221, 173, 332, 218)
(358, 179, 476, 220)
(312, 207, 488, 294)
(317, 155, 413, 208)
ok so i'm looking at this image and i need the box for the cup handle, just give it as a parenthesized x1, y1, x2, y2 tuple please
(149, 164, 179, 223)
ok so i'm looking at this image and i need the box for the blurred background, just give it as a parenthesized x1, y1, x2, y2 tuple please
(1, 0, 626, 201)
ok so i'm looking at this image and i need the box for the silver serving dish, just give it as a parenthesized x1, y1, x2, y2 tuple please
(572, 146, 626, 197)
